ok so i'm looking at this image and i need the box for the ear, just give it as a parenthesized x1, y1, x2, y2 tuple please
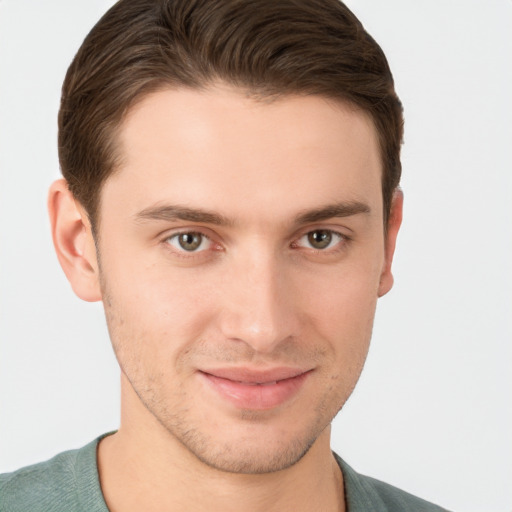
(48, 179, 102, 302)
(378, 188, 403, 297)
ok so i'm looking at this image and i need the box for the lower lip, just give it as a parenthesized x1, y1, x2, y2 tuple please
(200, 371, 310, 410)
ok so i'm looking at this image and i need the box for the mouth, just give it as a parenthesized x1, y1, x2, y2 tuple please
(198, 367, 312, 410)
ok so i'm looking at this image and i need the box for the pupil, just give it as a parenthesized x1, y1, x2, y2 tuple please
(308, 230, 331, 249)
(179, 233, 201, 251)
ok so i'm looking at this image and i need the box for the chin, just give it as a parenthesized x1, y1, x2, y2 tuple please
(160, 406, 334, 475)
(180, 429, 318, 474)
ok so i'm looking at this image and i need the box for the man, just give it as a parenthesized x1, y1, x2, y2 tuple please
(0, 0, 449, 510)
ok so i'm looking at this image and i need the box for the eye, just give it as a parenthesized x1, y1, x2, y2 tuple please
(296, 229, 344, 250)
(166, 232, 211, 252)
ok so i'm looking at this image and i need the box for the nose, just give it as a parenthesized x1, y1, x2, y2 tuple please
(217, 251, 300, 354)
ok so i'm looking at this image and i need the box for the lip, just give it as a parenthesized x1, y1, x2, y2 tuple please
(198, 367, 312, 410)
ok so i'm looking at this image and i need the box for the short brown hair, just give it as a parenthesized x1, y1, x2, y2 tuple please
(58, 0, 403, 229)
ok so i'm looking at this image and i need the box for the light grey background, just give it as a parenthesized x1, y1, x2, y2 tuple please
(1, 1, 511, 511)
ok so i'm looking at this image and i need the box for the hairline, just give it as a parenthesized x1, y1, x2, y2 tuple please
(87, 82, 391, 240)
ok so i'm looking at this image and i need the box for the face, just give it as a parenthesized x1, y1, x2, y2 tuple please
(90, 86, 398, 473)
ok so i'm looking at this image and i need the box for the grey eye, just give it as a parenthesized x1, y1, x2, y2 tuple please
(178, 232, 203, 251)
(167, 232, 211, 252)
(307, 230, 333, 249)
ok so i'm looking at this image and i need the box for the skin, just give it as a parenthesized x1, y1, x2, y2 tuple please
(48, 85, 402, 512)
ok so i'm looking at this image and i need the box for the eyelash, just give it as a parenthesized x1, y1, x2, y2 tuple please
(162, 229, 349, 257)
(292, 230, 347, 252)
(164, 231, 217, 257)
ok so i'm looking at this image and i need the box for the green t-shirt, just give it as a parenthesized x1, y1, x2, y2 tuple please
(0, 435, 449, 512)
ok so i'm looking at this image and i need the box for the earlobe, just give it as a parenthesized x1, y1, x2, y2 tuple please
(48, 179, 102, 302)
(378, 188, 403, 298)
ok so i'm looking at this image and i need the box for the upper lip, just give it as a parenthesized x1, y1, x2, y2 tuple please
(200, 367, 311, 384)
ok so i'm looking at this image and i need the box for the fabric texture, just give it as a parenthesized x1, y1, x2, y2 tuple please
(334, 454, 450, 512)
(0, 437, 109, 512)
(0, 436, 450, 511)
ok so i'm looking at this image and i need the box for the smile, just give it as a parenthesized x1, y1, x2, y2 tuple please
(198, 367, 312, 410)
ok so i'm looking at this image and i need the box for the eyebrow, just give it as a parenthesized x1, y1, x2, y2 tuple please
(135, 204, 233, 226)
(294, 201, 371, 224)
(134, 200, 370, 226)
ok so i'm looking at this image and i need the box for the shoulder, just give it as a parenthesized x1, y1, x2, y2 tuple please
(0, 437, 107, 512)
(334, 454, 451, 512)
(357, 474, 450, 512)
(0, 447, 83, 512)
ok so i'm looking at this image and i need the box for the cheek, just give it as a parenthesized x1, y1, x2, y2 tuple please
(299, 261, 380, 365)
(99, 255, 220, 378)
(102, 246, 216, 325)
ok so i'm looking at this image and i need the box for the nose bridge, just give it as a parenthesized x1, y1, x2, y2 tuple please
(219, 247, 298, 353)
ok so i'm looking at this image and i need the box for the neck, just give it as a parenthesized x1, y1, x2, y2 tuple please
(97, 379, 345, 512)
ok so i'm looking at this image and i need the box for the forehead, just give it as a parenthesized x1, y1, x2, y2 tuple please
(101, 86, 382, 225)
